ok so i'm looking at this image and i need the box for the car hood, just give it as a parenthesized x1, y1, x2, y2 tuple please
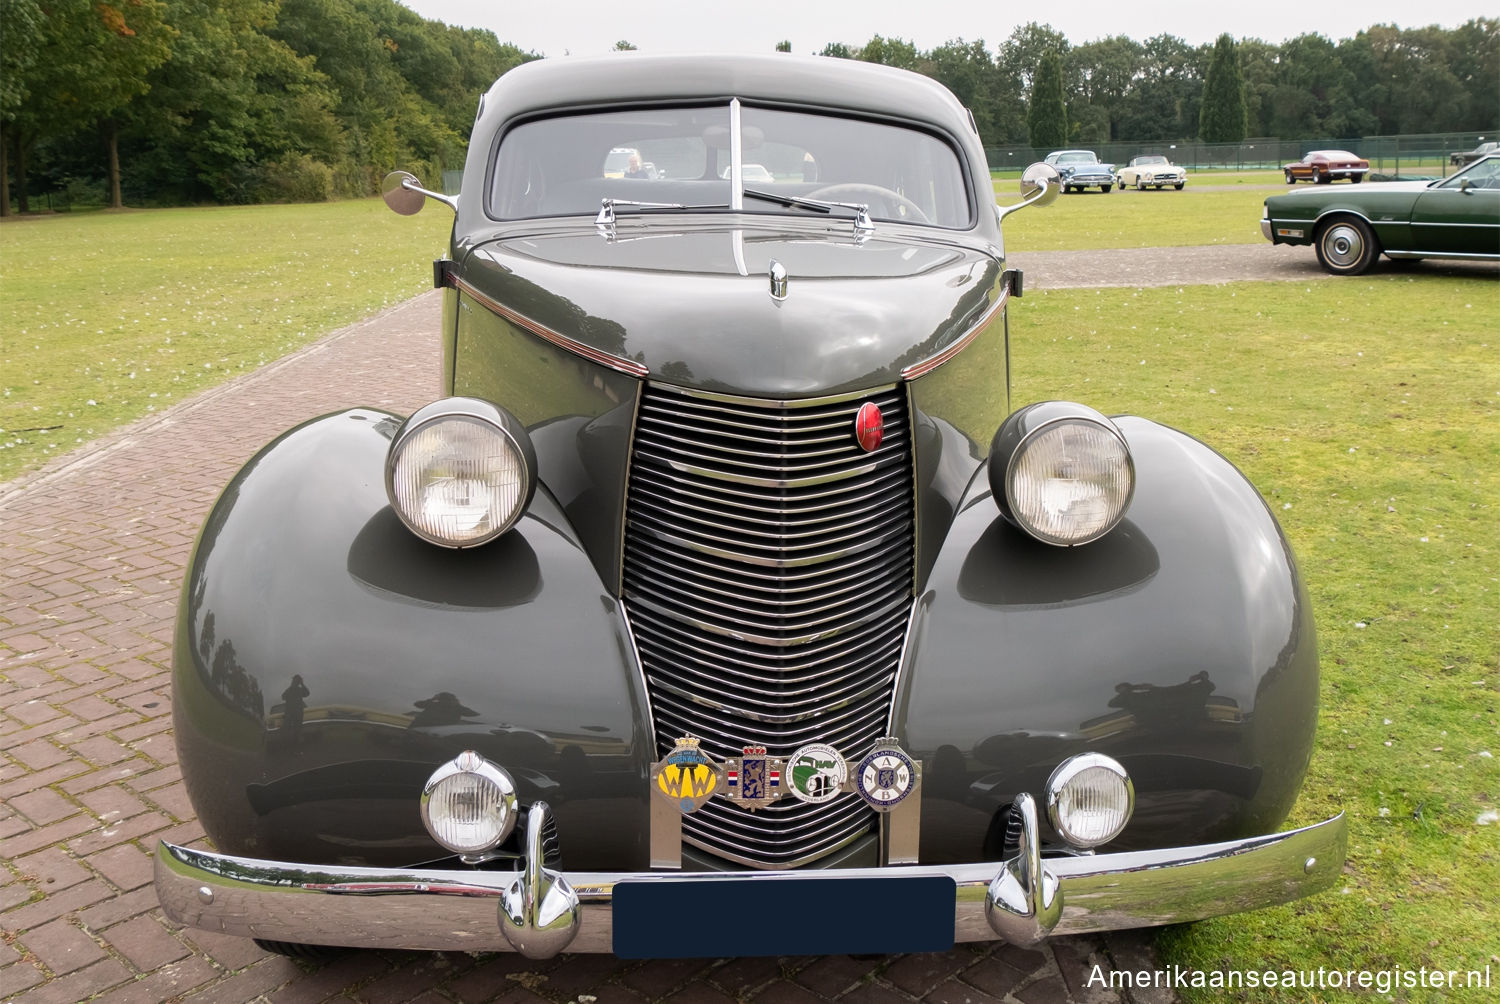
(1268, 179, 1435, 204)
(458, 220, 1003, 398)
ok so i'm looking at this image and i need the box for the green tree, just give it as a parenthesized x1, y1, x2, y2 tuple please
(1199, 33, 1246, 142)
(1028, 49, 1068, 149)
(858, 35, 918, 69)
(1002, 22, 1068, 93)
(775, 40, 791, 53)
(0, 0, 45, 214)
(614, 40, 637, 51)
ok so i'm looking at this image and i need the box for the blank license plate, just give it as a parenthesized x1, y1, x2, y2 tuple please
(612, 874, 955, 958)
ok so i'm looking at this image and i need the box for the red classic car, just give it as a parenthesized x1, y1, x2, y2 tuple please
(1284, 150, 1369, 184)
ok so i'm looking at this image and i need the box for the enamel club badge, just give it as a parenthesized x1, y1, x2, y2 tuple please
(854, 738, 917, 811)
(654, 736, 722, 813)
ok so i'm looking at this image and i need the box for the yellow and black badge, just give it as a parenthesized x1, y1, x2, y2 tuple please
(653, 736, 723, 814)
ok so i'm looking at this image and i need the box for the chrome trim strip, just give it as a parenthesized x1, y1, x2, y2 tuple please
(652, 382, 903, 410)
(451, 276, 650, 378)
(1382, 249, 1500, 260)
(616, 602, 655, 739)
(885, 592, 928, 734)
(900, 285, 1009, 380)
(155, 812, 1346, 955)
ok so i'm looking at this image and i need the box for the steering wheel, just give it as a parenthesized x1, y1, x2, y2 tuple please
(806, 183, 931, 224)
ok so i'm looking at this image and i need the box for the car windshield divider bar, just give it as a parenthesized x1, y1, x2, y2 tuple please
(729, 98, 743, 212)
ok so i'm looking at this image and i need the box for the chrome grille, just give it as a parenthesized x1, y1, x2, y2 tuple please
(624, 383, 916, 868)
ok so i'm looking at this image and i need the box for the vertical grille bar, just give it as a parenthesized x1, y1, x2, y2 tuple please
(623, 383, 916, 868)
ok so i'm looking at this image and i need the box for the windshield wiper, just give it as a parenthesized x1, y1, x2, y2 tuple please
(742, 188, 874, 233)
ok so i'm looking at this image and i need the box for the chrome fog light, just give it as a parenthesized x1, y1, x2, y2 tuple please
(386, 398, 537, 548)
(420, 751, 518, 857)
(989, 401, 1134, 546)
(1045, 753, 1134, 849)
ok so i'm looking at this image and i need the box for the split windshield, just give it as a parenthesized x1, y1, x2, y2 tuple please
(488, 101, 971, 228)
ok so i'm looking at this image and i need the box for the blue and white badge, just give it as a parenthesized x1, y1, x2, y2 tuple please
(855, 739, 916, 811)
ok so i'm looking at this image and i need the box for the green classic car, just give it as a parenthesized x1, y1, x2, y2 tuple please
(1261, 154, 1500, 275)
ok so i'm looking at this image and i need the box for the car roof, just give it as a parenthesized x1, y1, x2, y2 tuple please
(478, 53, 975, 137)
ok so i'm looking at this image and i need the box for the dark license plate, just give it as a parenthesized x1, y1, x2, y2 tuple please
(611, 874, 955, 958)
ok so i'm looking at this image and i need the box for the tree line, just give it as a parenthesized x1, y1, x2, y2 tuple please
(1, 4, 1495, 214)
(1, 0, 534, 214)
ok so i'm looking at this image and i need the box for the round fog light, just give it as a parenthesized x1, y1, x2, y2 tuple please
(421, 751, 518, 857)
(1045, 753, 1134, 849)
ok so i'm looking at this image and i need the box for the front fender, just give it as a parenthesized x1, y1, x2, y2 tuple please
(897, 417, 1318, 861)
(173, 409, 653, 870)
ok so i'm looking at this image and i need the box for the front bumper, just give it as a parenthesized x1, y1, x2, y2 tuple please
(156, 797, 1346, 959)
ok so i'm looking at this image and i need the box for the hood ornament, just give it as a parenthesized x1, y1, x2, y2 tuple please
(768, 259, 788, 300)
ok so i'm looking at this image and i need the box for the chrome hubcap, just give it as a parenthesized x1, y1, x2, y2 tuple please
(1323, 225, 1362, 267)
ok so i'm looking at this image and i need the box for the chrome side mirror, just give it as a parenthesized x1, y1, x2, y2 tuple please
(996, 162, 1060, 222)
(382, 171, 458, 215)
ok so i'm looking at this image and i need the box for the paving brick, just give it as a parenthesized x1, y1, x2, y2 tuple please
(77, 784, 151, 823)
(59, 758, 156, 796)
(4, 740, 68, 772)
(65, 809, 171, 856)
(103, 915, 193, 971)
(12, 847, 90, 893)
(0, 878, 114, 931)
(179, 956, 300, 1004)
(0, 812, 97, 858)
(92, 955, 219, 1003)
(11, 957, 132, 1004)
(5, 788, 81, 827)
(924, 978, 1005, 1004)
(837, 981, 917, 1003)
(182, 929, 270, 973)
(0, 960, 46, 998)
(4, 700, 66, 728)
(75, 885, 161, 930)
(90, 841, 155, 892)
(20, 917, 107, 975)
(796, 954, 880, 998)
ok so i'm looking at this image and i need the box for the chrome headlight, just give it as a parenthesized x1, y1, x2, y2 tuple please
(421, 751, 518, 857)
(1045, 753, 1134, 849)
(988, 402, 1134, 546)
(386, 397, 537, 547)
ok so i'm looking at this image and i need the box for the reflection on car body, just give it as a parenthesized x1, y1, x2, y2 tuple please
(156, 52, 1345, 961)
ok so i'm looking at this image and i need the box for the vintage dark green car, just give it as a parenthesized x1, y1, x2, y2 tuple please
(1262, 154, 1500, 275)
(155, 53, 1345, 960)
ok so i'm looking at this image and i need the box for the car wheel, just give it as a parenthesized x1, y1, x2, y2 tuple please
(1136, 178, 1146, 190)
(1174, 183, 1184, 190)
(1285, 170, 1295, 184)
(1316, 172, 1331, 184)
(1116, 177, 1124, 190)
(1313, 217, 1379, 276)
(1350, 175, 1363, 184)
(1101, 184, 1111, 193)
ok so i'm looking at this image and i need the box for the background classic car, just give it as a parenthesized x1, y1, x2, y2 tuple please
(1115, 155, 1186, 190)
(1262, 153, 1500, 274)
(1449, 140, 1498, 167)
(1043, 149, 1116, 192)
(1283, 149, 1370, 184)
(155, 53, 1344, 960)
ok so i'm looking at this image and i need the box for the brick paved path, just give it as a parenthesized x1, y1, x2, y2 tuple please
(2, 289, 1178, 1004)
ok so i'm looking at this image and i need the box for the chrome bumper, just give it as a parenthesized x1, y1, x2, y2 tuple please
(1260, 216, 1274, 241)
(155, 798, 1346, 959)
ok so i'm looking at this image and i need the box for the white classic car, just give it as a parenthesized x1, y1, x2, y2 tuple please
(1116, 155, 1186, 191)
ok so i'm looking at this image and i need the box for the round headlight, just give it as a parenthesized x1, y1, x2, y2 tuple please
(988, 402, 1134, 546)
(1045, 753, 1134, 849)
(387, 398, 537, 548)
(421, 751, 518, 857)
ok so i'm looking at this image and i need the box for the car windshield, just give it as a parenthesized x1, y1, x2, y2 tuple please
(1438, 157, 1500, 190)
(1053, 152, 1095, 165)
(489, 102, 971, 228)
(1134, 156, 1168, 165)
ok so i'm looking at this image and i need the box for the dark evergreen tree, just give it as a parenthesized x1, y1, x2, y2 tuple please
(1027, 49, 1068, 149)
(1199, 33, 1246, 142)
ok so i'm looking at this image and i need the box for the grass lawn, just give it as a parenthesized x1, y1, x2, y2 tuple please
(0, 200, 451, 482)
(1012, 278, 1499, 1001)
(994, 179, 1271, 250)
